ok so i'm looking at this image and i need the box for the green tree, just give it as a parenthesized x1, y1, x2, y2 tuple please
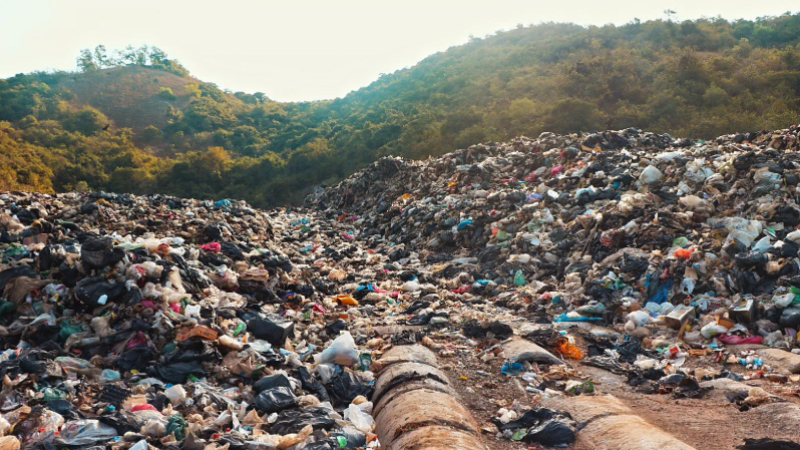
(77, 49, 98, 72)
(158, 87, 177, 101)
(63, 107, 108, 135)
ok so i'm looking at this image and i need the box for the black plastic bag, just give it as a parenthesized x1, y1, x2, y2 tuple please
(328, 371, 372, 407)
(270, 407, 336, 435)
(525, 419, 576, 446)
(97, 411, 143, 434)
(248, 317, 294, 348)
(46, 399, 83, 420)
(114, 347, 155, 372)
(738, 438, 800, 450)
(325, 319, 348, 336)
(221, 242, 246, 261)
(148, 361, 204, 384)
(0, 266, 37, 292)
(293, 366, 330, 402)
(493, 408, 576, 446)
(81, 237, 125, 269)
(75, 276, 126, 307)
(329, 426, 366, 449)
(253, 373, 292, 394)
(462, 319, 512, 339)
(253, 386, 297, 413)
(168, 340, 220, 363)
(18, 347, 58, 375)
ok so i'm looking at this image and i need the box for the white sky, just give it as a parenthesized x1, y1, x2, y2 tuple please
(1, 0, 798, 101)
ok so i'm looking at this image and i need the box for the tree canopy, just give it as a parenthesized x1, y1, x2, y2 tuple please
(4, 14, 800, 206)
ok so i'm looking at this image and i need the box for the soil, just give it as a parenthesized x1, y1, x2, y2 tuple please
(435, 337, 800, 450)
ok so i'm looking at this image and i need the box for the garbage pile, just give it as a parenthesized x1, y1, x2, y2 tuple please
(4, 123, 800, 449)
(0, 192, 387, 450)
(308, 124, 800, 442)
(309, 124, 800, 349)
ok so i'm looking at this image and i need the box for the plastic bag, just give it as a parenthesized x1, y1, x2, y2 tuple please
(717, 334, 762, 345)
(493, 408, 576, 446)
(277, 424, 312, 449)
(75, 276, 126, 307)
(100, 369, 121, 382)
(639, 165, 664, 184)
(254, 373, 293, 394)
(148, 360, 203, 384)
(80, 237, 125, 269)
(57, 420, 117, 446)
(553, 337, 583, 360)
(343, 403, 374, 434)
(293, 366, 330, 402)
(513, 270, 526, 286)
(328, 370, 373, 407)
(313, 332, 358, 366)
(142, 419, 166, 438)
(626, 310, 651, 327)
(254, 387, 297, 413)
(700, 322, 728, 339)
(164, 385, 186, 405)
(248, 317, 295, 348)
(270, 407, 336, 435)
(165, 413, 186, 440)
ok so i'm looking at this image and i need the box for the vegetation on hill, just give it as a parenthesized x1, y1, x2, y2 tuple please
(2, 14, 800, 205)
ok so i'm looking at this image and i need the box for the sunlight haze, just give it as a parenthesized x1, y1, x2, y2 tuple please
(1, 0, 798, 101)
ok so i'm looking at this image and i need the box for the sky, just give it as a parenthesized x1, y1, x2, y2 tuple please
(1, 1, 798, 102)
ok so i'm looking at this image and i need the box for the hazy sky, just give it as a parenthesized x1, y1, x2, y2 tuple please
(1, 1, 798, 101)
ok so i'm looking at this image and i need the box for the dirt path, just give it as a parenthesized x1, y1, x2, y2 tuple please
(578, 364, 800, 449)
(435, 341, 800, 450)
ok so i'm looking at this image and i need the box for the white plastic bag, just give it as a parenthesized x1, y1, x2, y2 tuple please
(344, 403, 374, 434)
(639, 165, 664, 184)
(165, 384, 187, 405)
(313, 332, 358, 366)
(626, 310, 651, 327)
(700, 322, 728, 339)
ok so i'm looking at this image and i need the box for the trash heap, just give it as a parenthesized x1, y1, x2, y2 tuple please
(308, 124, 800, 443)
(309, 124, 800, 347)
(4, 124, 800, 449)
(0, 192, 385, 450)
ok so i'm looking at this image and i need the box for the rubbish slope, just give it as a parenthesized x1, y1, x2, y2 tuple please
(1, 125, 800, 449)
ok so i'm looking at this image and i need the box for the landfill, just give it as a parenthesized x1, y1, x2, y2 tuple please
(2, 126, 800, 449)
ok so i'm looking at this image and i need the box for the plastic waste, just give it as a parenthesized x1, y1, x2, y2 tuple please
(164, 384, 187, 405)
(639, 165, 664, 184)
(700, 322, 729, 339)
(314, 332, 359, 366)
(57, 420, 118, 446)
(343, 403, 375, 434)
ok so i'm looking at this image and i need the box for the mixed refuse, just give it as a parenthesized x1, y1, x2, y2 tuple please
(3, 125, 800, 449)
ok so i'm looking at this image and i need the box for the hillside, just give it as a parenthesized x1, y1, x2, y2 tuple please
(59, 66, 202, 137)
(2, 13, 800, 206)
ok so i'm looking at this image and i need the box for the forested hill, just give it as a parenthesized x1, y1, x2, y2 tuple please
(2, 14, 800, 206)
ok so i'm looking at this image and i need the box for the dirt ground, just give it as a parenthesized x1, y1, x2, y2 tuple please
(436, 339, 800, 450)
